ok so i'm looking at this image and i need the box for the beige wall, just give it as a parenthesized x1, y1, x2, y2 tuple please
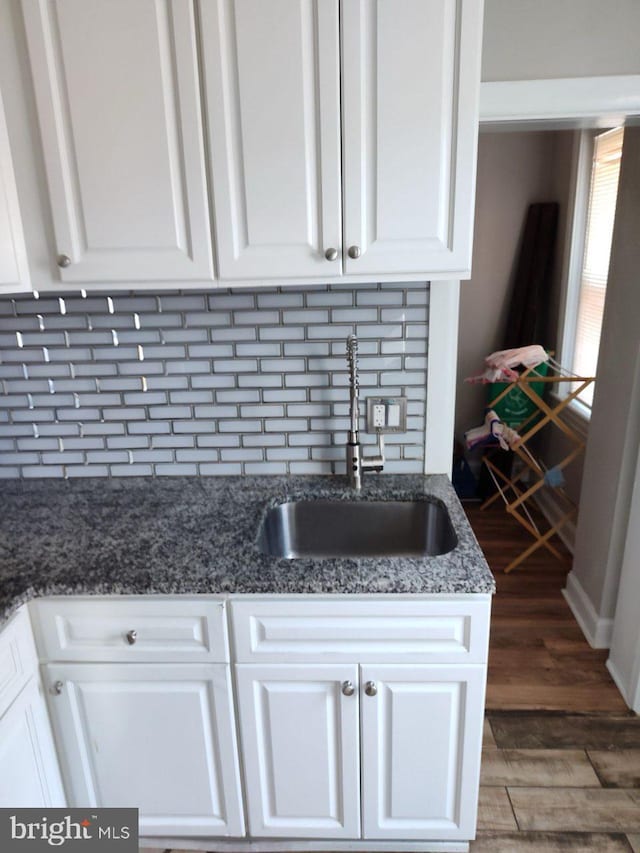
(571, 126, 640, 622)
(456, 131, 569, 441)
(482, 0, 640, 82)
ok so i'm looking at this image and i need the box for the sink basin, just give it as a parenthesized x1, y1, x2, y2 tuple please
(257, 499, 457, 559)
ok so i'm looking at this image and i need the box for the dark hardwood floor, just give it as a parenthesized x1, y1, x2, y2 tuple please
(464, 502, 629, 713)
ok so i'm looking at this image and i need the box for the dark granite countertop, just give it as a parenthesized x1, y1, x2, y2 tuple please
(0, 474, 494, 624)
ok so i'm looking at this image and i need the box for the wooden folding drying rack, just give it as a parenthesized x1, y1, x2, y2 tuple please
(481, 365, 595, 573)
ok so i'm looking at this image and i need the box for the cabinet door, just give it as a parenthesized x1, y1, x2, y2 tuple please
(341, 0, 482, 277)
(200, 0, 342, 280)
(22, 0, 213, 283)
(361, 664, 485, 840)
(0, 677, 66, 808)
(44, 663, 244, 838)
(236, 663, 360, 838)
(0, 87, 30, 294)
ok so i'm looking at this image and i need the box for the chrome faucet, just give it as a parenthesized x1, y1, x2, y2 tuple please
(346, 334, 384, 490)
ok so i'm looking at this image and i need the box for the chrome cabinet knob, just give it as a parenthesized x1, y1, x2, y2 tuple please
(50, 680, 63, 696)
(365, 680, 377, 697)
(324, 247, 339, 261)
(347, 245, 361, 259)
(126, 629, 137, 645)
(57, 254, 71, 268)
(341, 680, 355, 696)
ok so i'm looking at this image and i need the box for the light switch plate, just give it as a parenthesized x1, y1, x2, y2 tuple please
(366, 396, 407, 433)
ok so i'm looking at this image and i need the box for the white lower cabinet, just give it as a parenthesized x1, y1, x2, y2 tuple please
(43, 662, 245, 838)
(1, 595, 490, 850)
(236, 662, 485, 843)
(361, 665, 485, 841)
(0, 677, 65, 807)
(235, 663, 361, 838)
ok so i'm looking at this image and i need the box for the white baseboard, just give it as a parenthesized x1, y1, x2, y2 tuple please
(605, 658, 637, 712)
(563, 571, 614, 649)
(533, 488, 576, 554)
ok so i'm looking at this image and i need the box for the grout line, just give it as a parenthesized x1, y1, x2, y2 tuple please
(504, 785, 522, 831)
(585, 748, 608, 788)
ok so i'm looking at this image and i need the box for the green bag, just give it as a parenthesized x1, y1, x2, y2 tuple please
(488, 360, 549, 430)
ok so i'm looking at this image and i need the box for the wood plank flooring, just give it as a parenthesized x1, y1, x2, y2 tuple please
(464, 502, 628, 712)
(476, 715, 640, 850)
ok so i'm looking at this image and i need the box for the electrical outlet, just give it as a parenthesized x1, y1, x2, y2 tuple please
(366, 396, 408, 433)
(372, 403, 386, 428)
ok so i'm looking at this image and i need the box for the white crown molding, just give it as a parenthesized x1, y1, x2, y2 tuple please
(480, 74, 640, 127)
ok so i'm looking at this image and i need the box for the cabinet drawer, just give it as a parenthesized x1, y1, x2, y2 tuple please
(231, 598, 491, 664)
(30, 598, 229, 663)
(0, 607, 38, 718)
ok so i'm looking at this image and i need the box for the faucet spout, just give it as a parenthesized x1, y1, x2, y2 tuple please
(346, 334, 384, 490)
(346, 334, 360, 445)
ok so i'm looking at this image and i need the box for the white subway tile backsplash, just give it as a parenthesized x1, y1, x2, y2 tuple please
(307, 324, 354, 339)
(127, 421, 171, 435)
(150, 435, 193, 449)
(237, 374, 283, 388)
(154, 463, 199, 476)
(257, 292, 304, 308)
(220, 448, 263, 462)
(187, 344, 234, 358)
(355, 290, 404, 306)
(266, 447, 309, 461)
(214, 359, 258, 373)
(242, 434, 285, 447)
(120, 394, 166, 412)
(217, 418, 262, 433)
(195, 434, 241, 448)
(107, 436, 149, 449)
(235, 342, 281, 358)
(0, 284, 428, 477)
(198, 462, 242, 475)
(289, 461, 332, 475)
(264, 389, 306, 403)
(259, 326, 304, 341)
(168, 390, 214, 404)
(244, 461, 288, 475)
(285, 373, 329, 388)
(109, 463, 154, 477)
(264, 418, 308, 432)
(289, 432, 331, 447)
(209, 293, 255, 310)
(233, 310, 279, 326)
(213, 326, 257, 341)
(260, 358, 305, 373)
(175, 449, 220, 462)
(240, 405, 285, 419)
(282, 309, 330, 325)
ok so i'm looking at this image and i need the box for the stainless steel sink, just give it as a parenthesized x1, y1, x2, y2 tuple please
(257, 499, 457, 559)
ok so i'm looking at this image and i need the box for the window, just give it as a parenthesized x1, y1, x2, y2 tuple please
(561, 127, 624, 410)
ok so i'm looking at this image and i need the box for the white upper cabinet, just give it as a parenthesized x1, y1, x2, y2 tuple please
(200, 0, 342, 280)
(201, 0, 481, 283)
(22, 0, 214, 284)
(341, 0, 482, 277)
(0, 88, 30, 294)
(13, 0, 482, 288)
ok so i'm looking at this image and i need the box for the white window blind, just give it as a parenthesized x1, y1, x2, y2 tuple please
(573, 127, 624, 406)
